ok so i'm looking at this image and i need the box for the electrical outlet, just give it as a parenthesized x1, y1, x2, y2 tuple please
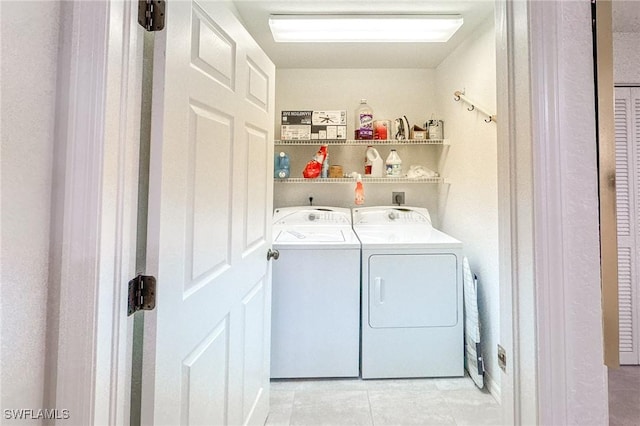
(392, 192, 405, 205)
(498, 344, 507, 372)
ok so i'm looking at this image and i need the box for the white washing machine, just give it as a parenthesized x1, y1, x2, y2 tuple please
(352, 206, 464, 379)
(271, 206, 361, 378)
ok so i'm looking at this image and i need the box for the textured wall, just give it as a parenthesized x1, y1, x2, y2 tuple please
(614, 32, 640, 84)
(0, 0, 59, 419)
(434, 16, 500, 396)
(558, 2, 608, 424)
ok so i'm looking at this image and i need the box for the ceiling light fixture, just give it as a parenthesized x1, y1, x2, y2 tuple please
(268, 14, 464, 43)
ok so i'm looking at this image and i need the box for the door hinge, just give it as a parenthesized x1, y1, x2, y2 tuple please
(128, 274, 157, 316)
(138, 0, 165, 32)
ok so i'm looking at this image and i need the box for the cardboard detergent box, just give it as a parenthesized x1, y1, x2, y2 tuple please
(280, 110, 347, 139)
(410, 125, 428, 140)
(281, 111, 312, 125)
(280, 125, 311, 140)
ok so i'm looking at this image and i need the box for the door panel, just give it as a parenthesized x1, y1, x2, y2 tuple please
(245, 127, 269, 251)
(143, 1, 275, 424)
(246, 58, 270, 110)
(242, 281, 266, 420)
(191, 4, 236, 89)
(181, 317, 229, 426)
(187, 103, 233, 286)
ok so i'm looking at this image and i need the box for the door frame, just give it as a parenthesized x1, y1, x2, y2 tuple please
(48, 1, 143, 424)
(512, 0, 609, 424)
(53, 0, 610, 424)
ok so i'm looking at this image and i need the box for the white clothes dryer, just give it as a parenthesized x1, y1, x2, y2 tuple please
(271, 206, 361, 378)
(352, 206, 464, 379)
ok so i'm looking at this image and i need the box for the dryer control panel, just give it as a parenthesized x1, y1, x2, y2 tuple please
(353, 206, 432, 226)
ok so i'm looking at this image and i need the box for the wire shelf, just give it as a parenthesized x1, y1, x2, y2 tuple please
(275, 139, 448, 146)
(274, 177, 444, 184)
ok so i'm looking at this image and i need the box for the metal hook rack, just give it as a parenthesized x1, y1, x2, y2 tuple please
(454, 90, 496, 123)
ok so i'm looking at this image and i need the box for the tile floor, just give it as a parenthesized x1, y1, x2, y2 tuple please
(609, 365, 640, 426)
(266, 375, 501, 426)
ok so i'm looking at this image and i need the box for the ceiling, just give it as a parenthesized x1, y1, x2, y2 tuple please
(231, 1, 639, 69)
(231, 1, 495, 69)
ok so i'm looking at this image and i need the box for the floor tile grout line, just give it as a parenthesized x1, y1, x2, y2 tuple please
(366, 389, 376, 426)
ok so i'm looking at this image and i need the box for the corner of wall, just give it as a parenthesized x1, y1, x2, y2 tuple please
(433, 14, 500, 396)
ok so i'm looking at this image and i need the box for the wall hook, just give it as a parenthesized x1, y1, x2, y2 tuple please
(453, 90, 497, 124)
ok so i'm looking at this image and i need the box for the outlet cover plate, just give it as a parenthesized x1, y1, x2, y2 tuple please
(498, 344, 507, 372)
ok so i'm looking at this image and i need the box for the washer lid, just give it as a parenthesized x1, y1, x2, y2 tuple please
(274, 229, 347, 243)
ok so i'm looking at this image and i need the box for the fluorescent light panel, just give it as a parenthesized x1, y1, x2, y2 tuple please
(269, 14, 464, 43)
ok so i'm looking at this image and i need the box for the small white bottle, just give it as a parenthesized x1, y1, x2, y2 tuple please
(385, 149, 402, 177)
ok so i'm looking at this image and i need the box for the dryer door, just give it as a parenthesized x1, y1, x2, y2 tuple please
(368, 254, 459, 328)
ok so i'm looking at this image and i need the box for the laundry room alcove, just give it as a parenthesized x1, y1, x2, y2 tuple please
(233, 0, 502, 410)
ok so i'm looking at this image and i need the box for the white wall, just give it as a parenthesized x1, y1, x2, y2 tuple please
(613, 33, 640, 84)
(434, 16, 500, 394)
(0, 0, 59, 419)
(537, 2, 607, 422)
(275, 68, 438, 139)
(274, 69, 444, 216)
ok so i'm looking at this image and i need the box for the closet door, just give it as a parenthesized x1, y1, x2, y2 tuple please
(141, 1, 275, 424)
(615, 87, 640, 365)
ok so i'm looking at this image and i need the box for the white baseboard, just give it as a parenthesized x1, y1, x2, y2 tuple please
(485, 371, 501, 403)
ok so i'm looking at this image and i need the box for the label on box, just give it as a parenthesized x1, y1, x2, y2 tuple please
(312, 111, 347, 126)
(411, 130, 428, 140)
(281, 111, 312, 125)
(311, 125, 347, 140)
(281, 125, 311, 140)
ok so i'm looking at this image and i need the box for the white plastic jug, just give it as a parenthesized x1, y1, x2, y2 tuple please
(385, 149, 402, 177)
(366, 147, 384, 177)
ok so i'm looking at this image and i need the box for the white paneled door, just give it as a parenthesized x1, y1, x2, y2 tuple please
(142, 1, 275, 424)
(614, 87, 640, 365)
